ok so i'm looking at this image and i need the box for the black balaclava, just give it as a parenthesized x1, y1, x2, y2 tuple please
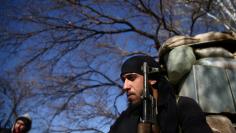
(120, 55, 162, 81)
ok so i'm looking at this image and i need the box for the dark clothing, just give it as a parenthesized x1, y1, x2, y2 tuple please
(0, 128, 11, 133)
(109, 104, 140, 133)
(177, 97, 212, 133)
(109, 78, 212, 133)
(109, 96, 212, 133)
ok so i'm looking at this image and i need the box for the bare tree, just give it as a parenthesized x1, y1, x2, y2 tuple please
(0, 0, 235, 132)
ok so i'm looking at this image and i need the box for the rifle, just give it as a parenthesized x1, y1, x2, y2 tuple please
(138, 62, 160, 133)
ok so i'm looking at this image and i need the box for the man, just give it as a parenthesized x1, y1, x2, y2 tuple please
(109, 55, 212, 133)
(0, 113, 32, 133)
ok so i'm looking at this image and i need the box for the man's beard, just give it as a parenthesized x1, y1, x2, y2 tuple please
(128, 99, 142, 107)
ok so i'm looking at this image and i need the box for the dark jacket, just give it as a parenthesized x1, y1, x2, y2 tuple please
(109, 79, 212, 133)
(0, 128, 11, 133)
(109, 96, 212, 133)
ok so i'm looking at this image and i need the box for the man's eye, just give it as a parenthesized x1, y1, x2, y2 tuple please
(121, 74, 138, 82)
(126, 75, 136, 81)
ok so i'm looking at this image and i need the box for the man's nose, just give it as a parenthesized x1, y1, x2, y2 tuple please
(123, 79, 131, 91)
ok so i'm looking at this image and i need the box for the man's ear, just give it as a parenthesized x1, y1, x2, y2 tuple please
(149, 80, 157, 85)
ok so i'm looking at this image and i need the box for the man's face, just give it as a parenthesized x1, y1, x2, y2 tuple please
(14, 120, 26, 133)
(122, 73, 144, 105)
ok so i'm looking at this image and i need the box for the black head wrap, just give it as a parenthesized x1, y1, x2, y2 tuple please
(120, 55, 162, 80)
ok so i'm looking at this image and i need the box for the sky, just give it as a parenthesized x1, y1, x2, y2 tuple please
(1, 0, 235, 132)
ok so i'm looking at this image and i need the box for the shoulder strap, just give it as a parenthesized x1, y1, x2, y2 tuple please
(176, 95, 182, 133)
(176, 95, 180, 103)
